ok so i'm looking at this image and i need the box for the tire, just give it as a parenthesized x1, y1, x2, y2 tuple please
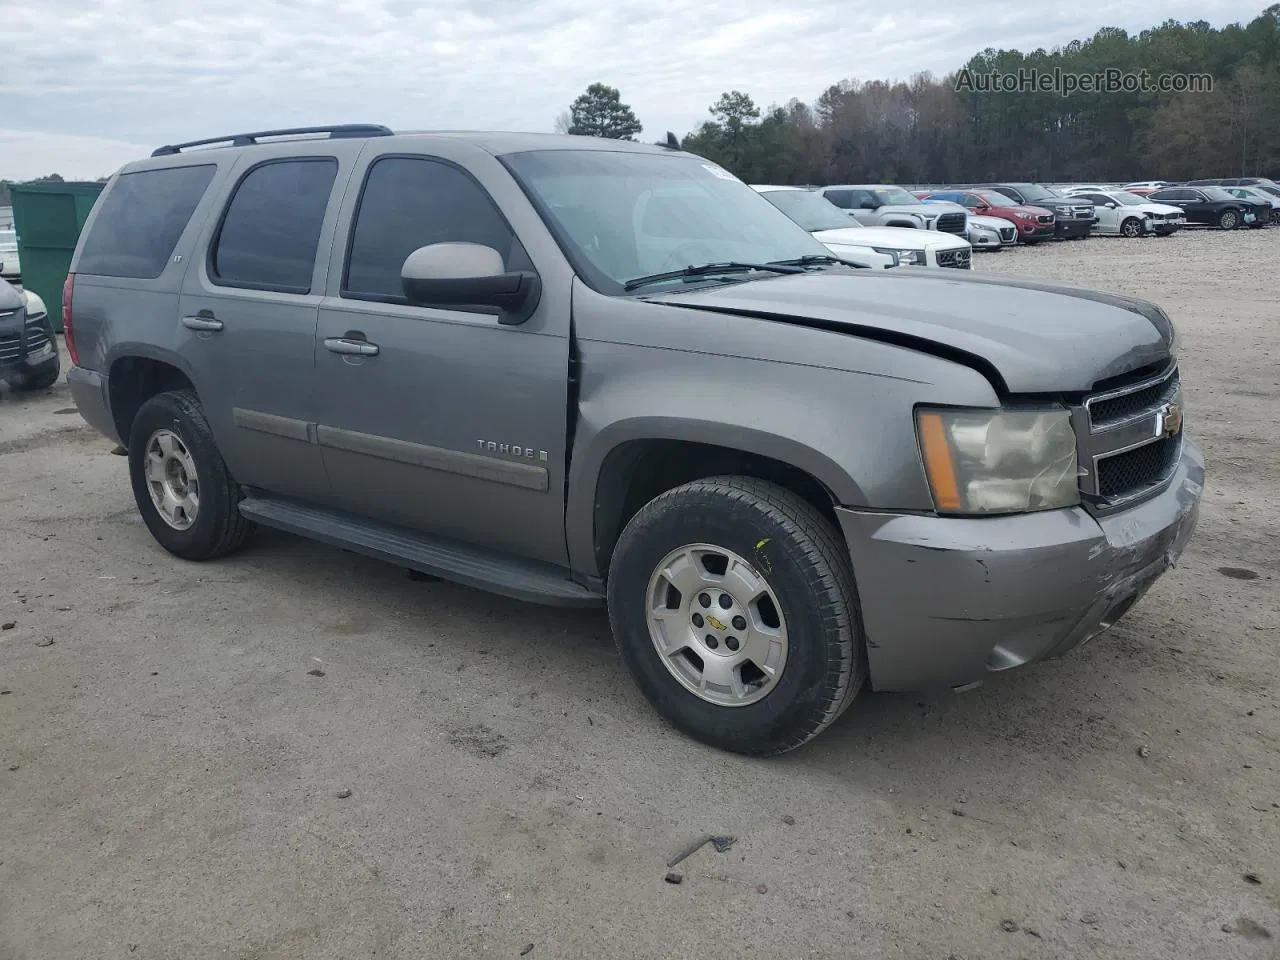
(1218, 209, 1239, 230)
(606, 476, 867, 756)
(128, 389, 255, 561)
(5, 358, 60, 391)
(1120, 217, 1143, 238)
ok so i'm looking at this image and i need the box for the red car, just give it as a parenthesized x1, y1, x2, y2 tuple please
(917, 189, 1057, 244)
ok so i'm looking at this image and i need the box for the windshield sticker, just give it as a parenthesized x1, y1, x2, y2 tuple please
(702, 163, 740, 182)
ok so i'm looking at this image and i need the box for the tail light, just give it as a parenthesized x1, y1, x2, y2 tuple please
(62, 272, 78, 365)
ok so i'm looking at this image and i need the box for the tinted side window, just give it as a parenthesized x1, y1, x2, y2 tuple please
(823, 190, 853, 209)
(211, 158, 338, 292)
(344, 157, 517, 302)
(77, 165, 216, 279)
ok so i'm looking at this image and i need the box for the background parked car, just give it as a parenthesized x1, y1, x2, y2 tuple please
(968, 183, 1096, 239)
(0, 229, 20, 278)
(819, 184, 968, 235)
(1122, 181, 1171, 196)
(1064, 188, 1186, 236)
(753, 186, 972, 268)
(920, 189, 1056, 244)
(1224, 186, 1280, 224)
(917, 198, 1011, 250)
(1, 279, 60, 391)
(1148, 186, 1261, 229)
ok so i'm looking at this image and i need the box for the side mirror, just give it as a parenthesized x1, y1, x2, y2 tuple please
(1104, 202, 1117, 209)
(400, 243, 540, 325)
(859, 199, 878, 210)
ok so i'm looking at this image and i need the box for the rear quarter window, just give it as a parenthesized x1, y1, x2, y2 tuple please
(76, 165, 216, 279)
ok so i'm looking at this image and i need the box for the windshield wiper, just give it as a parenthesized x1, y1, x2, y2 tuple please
(623, 261, 803, 292)
(769, 254, 862, 268)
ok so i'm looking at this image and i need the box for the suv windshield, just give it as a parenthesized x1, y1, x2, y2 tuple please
(873, 188, 922, 206)
(1015, 184, 1060, 202)
(503, 150, 832, 293)
(978, 191, 1017, 207)
(758, 189, 858, 232)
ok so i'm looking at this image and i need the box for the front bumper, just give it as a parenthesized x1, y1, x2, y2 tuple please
(1018, 222, 1056, 241)
(1054, 217, 1094, 238)
(835, 438, 1204, 692)
(66, 365, 120, 443)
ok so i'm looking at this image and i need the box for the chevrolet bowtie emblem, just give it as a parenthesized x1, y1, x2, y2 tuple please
(705, 615, 727, 631)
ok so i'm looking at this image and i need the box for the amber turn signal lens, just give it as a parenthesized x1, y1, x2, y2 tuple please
(916, 411, 963, 511)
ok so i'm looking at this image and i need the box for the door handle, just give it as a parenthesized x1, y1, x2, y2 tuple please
(182, 310, 223, 332)
(324, 337, 379, 357)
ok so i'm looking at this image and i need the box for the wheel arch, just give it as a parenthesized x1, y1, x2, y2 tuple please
(106, 345, 199, 449)
(568, 420, 864, 583)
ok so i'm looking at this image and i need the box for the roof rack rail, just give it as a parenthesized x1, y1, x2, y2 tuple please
(151, 124, 394, 157)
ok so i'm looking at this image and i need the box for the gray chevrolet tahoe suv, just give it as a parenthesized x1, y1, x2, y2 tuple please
(66, 125, 1203, 755)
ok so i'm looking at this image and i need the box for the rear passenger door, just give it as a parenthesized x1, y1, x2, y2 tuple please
(179, 142, 356, 502)
(312, 146, 573, 567)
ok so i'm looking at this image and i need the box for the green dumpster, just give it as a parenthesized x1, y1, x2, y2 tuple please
(10, 181, 104, 332)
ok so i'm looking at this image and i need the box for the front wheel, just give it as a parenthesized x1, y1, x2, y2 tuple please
(1120, 217, 1144, 238)
(607, 476, 867, 756)
(128, 390, 255, 561)
(1218, 209, 1239, 229)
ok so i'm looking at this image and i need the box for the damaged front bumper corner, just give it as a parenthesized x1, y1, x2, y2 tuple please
(835, 438, 1204, 692)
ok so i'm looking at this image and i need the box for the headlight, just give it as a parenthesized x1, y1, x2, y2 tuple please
(915, 407, 1079, 514)
(873, 247, 922, 265)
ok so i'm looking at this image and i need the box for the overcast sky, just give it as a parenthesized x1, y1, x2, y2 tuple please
(2, 0, 1266, 180)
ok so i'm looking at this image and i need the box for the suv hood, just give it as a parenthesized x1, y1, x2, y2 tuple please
(648, 270, 1174, 393)
(989, 204, 1052, 219)
(871, 204, 935, 221)
(812, 225, 969, 251)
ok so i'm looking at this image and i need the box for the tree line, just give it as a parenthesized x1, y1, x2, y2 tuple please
(561, 6, 1280, 184)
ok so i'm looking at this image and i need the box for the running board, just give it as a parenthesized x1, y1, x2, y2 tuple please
(238, 496, 604, 608)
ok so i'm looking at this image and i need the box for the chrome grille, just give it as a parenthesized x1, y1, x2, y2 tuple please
(935, 212, 966, 235)
(0, 324, 51, 364)
(1089, 370, 1180, 428)
(1076, 362, 1183, 510)
(936, 248, 971, 269)
(1098, 436, 1181, 499)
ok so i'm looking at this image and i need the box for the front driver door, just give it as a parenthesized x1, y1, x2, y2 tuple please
(312, 146, 574, 567)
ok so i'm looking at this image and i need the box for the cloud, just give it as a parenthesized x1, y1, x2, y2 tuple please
(1, 0, 1264, 179)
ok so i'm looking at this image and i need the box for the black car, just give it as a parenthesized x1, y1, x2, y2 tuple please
(1185, 178, 1280, 206)
(0, 278, 61, 392)
(1148, 186, 1267, 230)
(968, 182, 1096, 239)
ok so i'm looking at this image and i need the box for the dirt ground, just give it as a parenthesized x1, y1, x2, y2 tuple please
(1, 228, 1277, 960)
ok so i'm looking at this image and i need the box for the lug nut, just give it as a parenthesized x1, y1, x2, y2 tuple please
(718, 594, 733, 609)
(726, 637, 740, 652)
(732, 615, 747, 631)
(692, 613, 704, 628)
(705, 635, 719, 649)
(698, 593, 712, 608)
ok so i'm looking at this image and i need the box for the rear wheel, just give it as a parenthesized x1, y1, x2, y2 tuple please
(1218, 209, 1239, 230)
(128, 390, 255, 560)
(1120, 217, 1143, 238)
(607, 476, 866, 756)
